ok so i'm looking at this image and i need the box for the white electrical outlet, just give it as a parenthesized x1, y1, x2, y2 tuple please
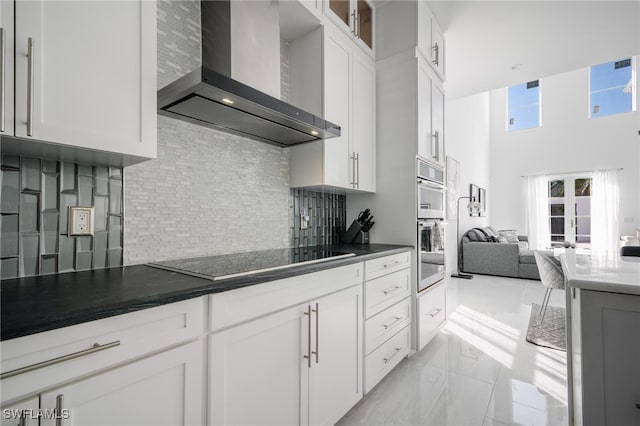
(68, 206, 95, 236)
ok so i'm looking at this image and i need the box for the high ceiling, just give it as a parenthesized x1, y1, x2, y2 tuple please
(427, 1, 640, 99)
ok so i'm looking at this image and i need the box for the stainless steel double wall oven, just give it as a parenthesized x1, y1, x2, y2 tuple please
(417, 157, 446, 293)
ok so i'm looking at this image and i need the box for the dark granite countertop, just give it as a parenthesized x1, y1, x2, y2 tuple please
(1, 244, 412, 341)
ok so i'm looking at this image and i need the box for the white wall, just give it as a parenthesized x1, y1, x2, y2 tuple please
(489, 60, 640, 239)
(444, 92, 491, 273)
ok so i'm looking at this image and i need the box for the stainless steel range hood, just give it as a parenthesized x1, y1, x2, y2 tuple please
(157, 0, 340, 147)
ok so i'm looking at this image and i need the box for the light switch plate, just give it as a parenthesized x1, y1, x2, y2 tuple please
(68, 206, 95, 236)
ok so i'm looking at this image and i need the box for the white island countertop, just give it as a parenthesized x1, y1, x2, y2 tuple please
(560, 252, 640, 296)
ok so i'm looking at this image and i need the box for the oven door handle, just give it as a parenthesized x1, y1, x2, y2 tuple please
(417, 179, 446, 191)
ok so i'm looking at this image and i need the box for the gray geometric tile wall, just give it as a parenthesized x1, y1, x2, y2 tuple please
(0, 155, 123, 279)
(290, 189, 346, 247)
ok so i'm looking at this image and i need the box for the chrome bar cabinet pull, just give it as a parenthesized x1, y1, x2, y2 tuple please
(351, 10, 358, 37)
(0, 340, 120, 380)
(383, 285, 402, 296)
(432, 42, 439, 66)
(0, 28, 5, 133)
(383, 347, 402, 364)
(55, 394, 64, 426)
(432, 130, 440, 162)
(428, 308, 442, 318)
(27, 37, 34, 136)
(303, 305, 312, 368)
(312, 303, 319, 363)
(383, 316, 403, 330)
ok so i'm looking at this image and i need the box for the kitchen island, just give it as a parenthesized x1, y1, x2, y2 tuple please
(560, 252, 640, 426)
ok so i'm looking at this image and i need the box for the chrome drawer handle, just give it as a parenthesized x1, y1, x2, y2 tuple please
(383, 316, 403, 330)
(1, 340, 120, 380)
(428, 308, 442, 318)
(26, 37, 33, 136)
(0, 27, 5, 133)
(383, 347, 402, 364)
(303, 305, 312, 369)
(383, 260, 402, 269)
(55, 394, 64, 426)
(383, 285, 402, 295)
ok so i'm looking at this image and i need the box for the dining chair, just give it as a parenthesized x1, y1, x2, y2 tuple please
(533, 250, 565, 323)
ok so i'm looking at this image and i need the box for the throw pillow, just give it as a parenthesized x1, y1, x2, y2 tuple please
(499, 229, 519, 243)
(497, 236, 509, 243)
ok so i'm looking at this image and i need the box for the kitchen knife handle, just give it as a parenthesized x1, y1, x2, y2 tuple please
(27, 37, 33, 136)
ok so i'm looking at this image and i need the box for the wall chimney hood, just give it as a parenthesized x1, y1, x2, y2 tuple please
(157, 0, 340, 147)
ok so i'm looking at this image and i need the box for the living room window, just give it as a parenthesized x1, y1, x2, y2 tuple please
(548, 177, 592, 245)
(507, 80, 541, 132)
(589, 58, 635, 118)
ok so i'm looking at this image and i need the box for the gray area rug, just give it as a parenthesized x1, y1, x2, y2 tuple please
(525, 303, 566, 351)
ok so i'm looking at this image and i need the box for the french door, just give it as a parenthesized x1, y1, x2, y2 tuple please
(548, 176, 592, 245)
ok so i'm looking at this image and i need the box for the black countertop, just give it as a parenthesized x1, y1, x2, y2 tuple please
(1, 244, 412, 341)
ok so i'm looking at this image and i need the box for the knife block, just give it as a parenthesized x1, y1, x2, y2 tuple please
(353, 231, 369, 244)
(342, 220, 362, 243)
(342, 220, 369, 244)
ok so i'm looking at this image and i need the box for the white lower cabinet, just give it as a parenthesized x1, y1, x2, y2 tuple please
(569, 289, 640, 426)
(362, 253, 413, 393)
(1, 298, 205, 426)
(209, 284, 363, 426)
(40, 341, 203, 426)
(417, 279, 446, 351)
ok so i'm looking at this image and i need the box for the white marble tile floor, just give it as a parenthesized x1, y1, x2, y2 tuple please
(337, 274, 568, 426)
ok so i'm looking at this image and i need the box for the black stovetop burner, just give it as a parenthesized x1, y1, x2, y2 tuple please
(149, 246, 355, 281)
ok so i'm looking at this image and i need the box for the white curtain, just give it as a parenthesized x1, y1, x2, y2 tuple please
(591, 169, 620, 256)
(524, 175, 551, 250)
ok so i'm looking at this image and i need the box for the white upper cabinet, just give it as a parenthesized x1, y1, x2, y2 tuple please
(325, 0, 374, 55)
(0, 0, 14, 137)
(378, 1, 445, 81)
(289, 23, 375, 193)
(417, 61, 445, 166)
(7, 0, 156, 162)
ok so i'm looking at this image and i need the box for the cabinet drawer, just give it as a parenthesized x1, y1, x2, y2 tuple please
(364, 325, 411, 393)
(365, 251, 411, 281)
(365, 297, 411, 355)
(210, 263, 363, 332)
(418, 281, 446, 350)
(1, 297, 203, 404)
(365, 268, 411, 318)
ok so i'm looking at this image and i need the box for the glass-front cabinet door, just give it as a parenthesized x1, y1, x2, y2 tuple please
(327, 0, 374, 52)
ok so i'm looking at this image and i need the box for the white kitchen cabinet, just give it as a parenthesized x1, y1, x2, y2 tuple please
(39, 341, 202, 426)
(289, 23, 375, 193)
(325, 0, 374, 55)
(1, 298, 204, 426)
(417, 61, 445, 165)
(362, 253, 413, 393)
(377, 1, 445, 81)
(4, 0, 156, 162)
(209, 304, 308, 426)
(0, 0, 14, 137)
(569, 289, 640, 426)
(0, 397, 38, 426)
(417, 279, 446, 350)
(209, 284, 363, 426)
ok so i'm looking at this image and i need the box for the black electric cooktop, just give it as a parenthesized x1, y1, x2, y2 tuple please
(149, 246, 356, 281)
